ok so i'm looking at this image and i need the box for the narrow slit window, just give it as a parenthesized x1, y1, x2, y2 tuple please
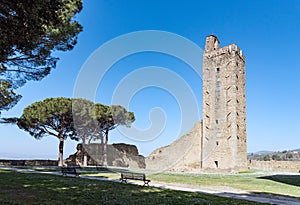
(214, 161, 219, 168)
(216, 67, 220, 72)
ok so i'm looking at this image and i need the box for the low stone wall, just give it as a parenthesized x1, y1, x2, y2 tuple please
(0, 159, 58, 166)
(248, 160, 300, 173)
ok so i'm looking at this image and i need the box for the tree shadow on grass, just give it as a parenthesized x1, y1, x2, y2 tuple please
(258, 175, 300, 187)
(0, 170, 264, 205)
(248, 191, 300, 202)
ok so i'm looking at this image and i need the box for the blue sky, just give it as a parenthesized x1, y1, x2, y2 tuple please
(1, 0, 300, 159)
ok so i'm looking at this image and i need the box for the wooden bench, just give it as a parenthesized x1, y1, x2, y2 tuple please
(120, 172, 151, 186)
(61, 166, 81, 176)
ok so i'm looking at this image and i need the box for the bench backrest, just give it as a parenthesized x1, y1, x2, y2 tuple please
(121, 172, 146, 180)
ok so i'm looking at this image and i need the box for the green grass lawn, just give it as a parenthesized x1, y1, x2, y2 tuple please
(0, 169, 265, 205)
(81, 168, 300, 198)
(148, 172, 300, 198)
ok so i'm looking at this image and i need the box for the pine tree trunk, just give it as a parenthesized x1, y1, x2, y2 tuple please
(100, 132, 104, 165)
(82, 139, 88, 166)
(58, 136, 64, 166)
(83, 154, 88, 166)
(103, 142, 107, 166)
(103, 130, 108, 166)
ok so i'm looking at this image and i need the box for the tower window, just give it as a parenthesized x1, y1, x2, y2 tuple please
(216, 141, 219, 146)
(216, 67, 220, 72)
(216, 120, 219, 124)
(214, 161, 219, 168)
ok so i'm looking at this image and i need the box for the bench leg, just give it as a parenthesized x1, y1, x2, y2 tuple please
(143, 181, 150, 186)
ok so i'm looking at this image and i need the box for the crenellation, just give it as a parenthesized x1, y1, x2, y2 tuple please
(204, 44, 245, 62)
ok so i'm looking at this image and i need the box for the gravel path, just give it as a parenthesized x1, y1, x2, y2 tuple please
(147, 181, 300, 205)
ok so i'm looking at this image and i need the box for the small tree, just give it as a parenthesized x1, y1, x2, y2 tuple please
(72, 98, 102, 166)
(287, 153, 293, 159)
(272, 154, 281, 161)
(95, 104, 135, 166)
(263, 155, 271, 161)
(14, 98, 77, 166)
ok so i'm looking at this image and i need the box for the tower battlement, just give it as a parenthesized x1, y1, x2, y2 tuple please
(204, 35, 245, 61)
(204, 44, 245, 62)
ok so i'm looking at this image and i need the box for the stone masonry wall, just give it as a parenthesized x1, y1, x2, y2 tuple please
(146, 121, 202, 172)
(65, 143, 146, 169)
(248, 160, 300, 173)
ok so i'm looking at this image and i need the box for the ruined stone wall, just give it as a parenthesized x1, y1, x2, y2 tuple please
(0, 159, 58, 166)
(146, 121, 202, 172)
(65, 143, 146, 169)
(112, 143, 139, 156)
(202, 35, 247, 170)
(248, 160, 300, 173)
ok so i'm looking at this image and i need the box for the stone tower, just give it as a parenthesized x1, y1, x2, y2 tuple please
(201, 35, 247, 170)
(146, 35, 247, 172)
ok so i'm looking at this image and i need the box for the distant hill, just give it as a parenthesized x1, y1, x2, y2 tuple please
(252, 151, 273, 155)
(248, 149, 300, 161)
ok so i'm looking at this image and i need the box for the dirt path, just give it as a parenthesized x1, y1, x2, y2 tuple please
(148, 181, 300, 205)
